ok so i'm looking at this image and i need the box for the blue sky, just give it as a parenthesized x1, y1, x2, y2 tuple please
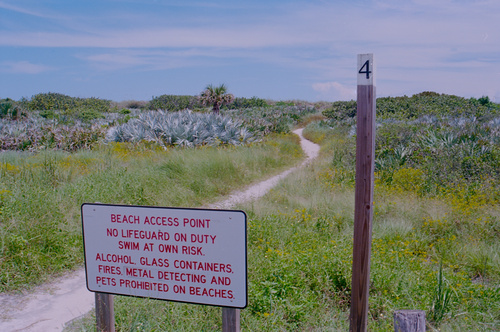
(1, 0, 499, 102)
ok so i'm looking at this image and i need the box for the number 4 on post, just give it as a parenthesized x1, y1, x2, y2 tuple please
(357, 54, 374, 86)
(358, 60, 371, 79)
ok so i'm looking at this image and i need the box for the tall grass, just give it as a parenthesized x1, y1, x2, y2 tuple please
(69, 121, 498, 331)
(0, 134, 303, 292)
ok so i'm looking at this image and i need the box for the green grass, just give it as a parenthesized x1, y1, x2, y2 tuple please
(2, 117, 498, 331)
(0, 133, 303, 292)
(65, 123, 499, 331)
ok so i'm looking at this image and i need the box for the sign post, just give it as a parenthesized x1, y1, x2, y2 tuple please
(350, 53, 376, 332)
(81, 203, 247, 312)
(95, 292, 114, 332)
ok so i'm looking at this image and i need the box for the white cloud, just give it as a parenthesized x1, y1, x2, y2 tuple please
(312, 82, 356, 101)
(0, 61, 52, 74)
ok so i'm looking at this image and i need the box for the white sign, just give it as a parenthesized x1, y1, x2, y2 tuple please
(357, 53, 375, 86)
(81, 203, 247, 308)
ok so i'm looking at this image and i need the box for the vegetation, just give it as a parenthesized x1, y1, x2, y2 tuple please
(0, 90, 498, 331)
(0, 134, 304, 291)
(144, 95, 268, 112)
(0, 115, 105, 151)
(68, 113, 499, 331)
(0, 98, 25, 120)
(225, 96, 268, 109)
(199, 84, 235, 114)
(25, 92, 112, 114)
(107, 110, 254, 147)
(322, 92, 500, 121)
(146, 95, 202, 112)
(223, 105, 317, 135)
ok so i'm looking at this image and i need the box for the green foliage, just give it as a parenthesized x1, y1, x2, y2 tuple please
(146, 95, 268, 112)
(303, 124, 499, 330)
(146, 94, 202, 111)
(0, 134, 303, 292)
(107, 110, 255, 147)
(27, 92, 111, 113)
(429, 263, 454, 324)
(322, 100, 357, 120)
(322, 92, 500, 121)
(200, 84, 235, 114)
(373, 116, 500, 208)
(0, 99, 26, 119)
(225, 96, 268, 109)
(0, 115, 105, 151)
(223, 105, 318, 136)
(0, 101, 317, 153)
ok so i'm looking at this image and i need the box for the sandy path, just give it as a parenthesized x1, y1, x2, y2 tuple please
(0, 128, 319, 332)
(207, 128, 319, 210)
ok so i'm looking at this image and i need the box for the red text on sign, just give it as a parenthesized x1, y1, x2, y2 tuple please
(191, 234, 216, 244)
(98, 265, 122, 275)
(144, 216, 179, 227)
(96, 276, 116, 286)
(183, 218, 210, 228)
(126, 268, 154, 279)
(189, 287, 234, 299)
(118, 241, 140, 250)
(139, 257, 169, 267)
(182, 246, 203, 256)
(111, 214, 140, 224)
(157, 271, 207, 284)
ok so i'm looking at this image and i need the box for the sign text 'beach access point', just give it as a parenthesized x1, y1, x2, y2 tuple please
(81, 203, 247, 308)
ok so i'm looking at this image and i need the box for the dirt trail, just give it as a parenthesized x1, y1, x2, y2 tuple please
(0, 128, 319, 331)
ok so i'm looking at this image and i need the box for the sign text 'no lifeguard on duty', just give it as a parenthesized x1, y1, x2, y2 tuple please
(81, 203, 247, 308)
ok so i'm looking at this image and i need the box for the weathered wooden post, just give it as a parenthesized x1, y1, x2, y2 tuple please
(95, 292, 115, 332)
(394, 310, 426, 332)
(222, 307, 240, 332)
(349, 53, 376, 332)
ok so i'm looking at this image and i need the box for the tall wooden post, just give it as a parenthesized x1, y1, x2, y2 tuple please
(349, 53, 376, 332)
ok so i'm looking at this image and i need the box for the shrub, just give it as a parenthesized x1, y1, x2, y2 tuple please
(0, 99, 25, 119)
(322, 92, 500, 121)
(146, 95, 202, 111)
(322, 100, 357, 120)
(27, 92, 111, 113)
(225, 96, 268, 109)
(106, 110, 255, 147)
(0, 115, 105, 151)
(223, 105, 317, 136)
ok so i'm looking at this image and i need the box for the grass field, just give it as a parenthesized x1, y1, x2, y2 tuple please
(0, 134, 303, 292)
(66, 123, 499, 331)
(1, 93, 499, 330)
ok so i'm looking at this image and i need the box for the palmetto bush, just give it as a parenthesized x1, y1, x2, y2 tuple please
(320, 111, 500, 206)
(0, 115, 105, 151)
(106, 110, 255, 148)
(373, 115, 500, 205)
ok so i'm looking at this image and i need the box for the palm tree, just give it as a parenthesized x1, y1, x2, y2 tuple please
(200, 84, 234, 115)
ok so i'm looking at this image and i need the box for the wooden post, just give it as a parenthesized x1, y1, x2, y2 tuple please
(394, 310, 426, 332)
(222, 307, 240, 332)
(349, 53, 376, 332)
(95, 292, 115, 332)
